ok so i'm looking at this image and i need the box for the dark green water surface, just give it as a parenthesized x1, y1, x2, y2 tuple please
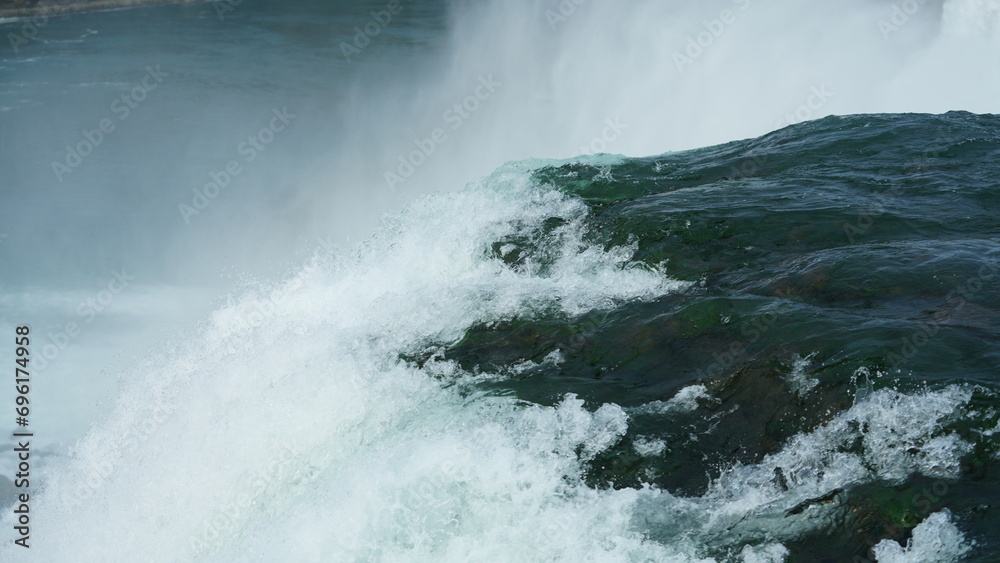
(431, 112, 1000, 562)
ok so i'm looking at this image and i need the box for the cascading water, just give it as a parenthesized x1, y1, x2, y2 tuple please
(1, 0, 999, 561)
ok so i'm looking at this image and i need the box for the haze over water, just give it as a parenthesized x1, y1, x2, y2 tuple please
(1, 0, 999, 561)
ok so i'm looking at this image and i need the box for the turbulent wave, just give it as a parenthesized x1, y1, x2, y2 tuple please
(301, 0, 1000, 255)
(5, 113, 999, 562)
(3, 0, 1000, 560)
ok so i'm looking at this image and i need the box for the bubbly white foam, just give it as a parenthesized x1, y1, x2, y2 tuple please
(632, 384, 712, 416)
(708, 385, 973, 507)
(1, 165, 696, 562)
(873, 509, 973, 562)
(784, 353, 819, 397)
(624, 385, 976, 551)
(741, 543, 790, 563)
(634, 437, 669, 457)
(3, 163, 981, 561)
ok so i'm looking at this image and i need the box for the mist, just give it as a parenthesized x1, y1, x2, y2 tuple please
(250, 0, 1000, 289)
(5, 0, 997, 449)
(4, 0, 997, 291)
(2, 0, 999, 559)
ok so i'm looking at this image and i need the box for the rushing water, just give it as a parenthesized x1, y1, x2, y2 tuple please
(1, 0, 999, 561)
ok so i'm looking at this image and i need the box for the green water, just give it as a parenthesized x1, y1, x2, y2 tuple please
(433, 112, 1000, 561)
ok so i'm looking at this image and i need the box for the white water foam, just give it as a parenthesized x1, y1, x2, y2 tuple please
(634, 385, 975, 551)
(632, 384, 712, 416)
(873, 509, 973, 562)
(784, 354, 819, 398)
(1, 164, 980, 561)
(2, 2, 993, 559)
(634, 437, 669, 457)
(740, 543, 790, 563)
(2, 164, 689, 561)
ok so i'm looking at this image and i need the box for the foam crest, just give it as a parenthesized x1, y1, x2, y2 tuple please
(634, 386, 977, 548)
(707, 386, 973, 509)
(631, 384, 712, 416)
(2, 167, 693, 562)
(873, 509, 973, 562)
(5, 169, 980, 559)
